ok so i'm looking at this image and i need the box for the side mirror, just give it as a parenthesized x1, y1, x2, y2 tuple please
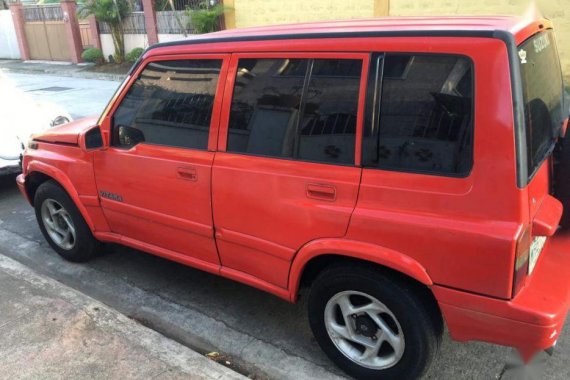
(118, 125, 145, 147)
(84, 127, 104, 150)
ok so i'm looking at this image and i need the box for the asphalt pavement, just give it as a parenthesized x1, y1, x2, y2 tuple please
(1, 68, 569, 379)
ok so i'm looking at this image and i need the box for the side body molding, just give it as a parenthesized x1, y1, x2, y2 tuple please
(288, 238, 433, 302)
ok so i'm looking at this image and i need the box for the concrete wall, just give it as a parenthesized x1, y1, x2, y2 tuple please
(100, 34, 188, 59)
(0, 10, 20, 59)
(222, 0, 568, 81)
(224, 0, 389, 28)
(389, 0, 570, 81)
(100, 33, 148, 61)
(158, 34, 188, 43)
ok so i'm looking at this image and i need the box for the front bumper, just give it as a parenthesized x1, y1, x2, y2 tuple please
(16, 174, 31, 204)
(434, 230, 570, 360)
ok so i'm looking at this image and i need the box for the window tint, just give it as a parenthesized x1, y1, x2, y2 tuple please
(112, 59, 222, 149)
(363, 54, 474, 176)
(298, 59, 361, 163)
(227, 58, 362, 165)
(519, 30, 565, 179)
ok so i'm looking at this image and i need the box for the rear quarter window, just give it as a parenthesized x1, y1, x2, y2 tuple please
(363, 54, 474, 176)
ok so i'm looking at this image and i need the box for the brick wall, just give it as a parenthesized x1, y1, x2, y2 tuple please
(390, 0, 570, 82)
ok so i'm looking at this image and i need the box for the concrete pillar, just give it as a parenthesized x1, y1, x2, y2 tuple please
(9, 1, 30, 61)
(60, 0, 84, 63)
(88, 15, 101, 50)
(374, 0, 390, 16)
(142, 0, 158, 45)
(221, 0, 235, 29)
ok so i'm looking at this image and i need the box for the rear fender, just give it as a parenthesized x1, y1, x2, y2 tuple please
(288, 238, 433, 302)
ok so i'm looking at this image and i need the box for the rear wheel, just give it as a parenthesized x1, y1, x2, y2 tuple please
(34, 180, 99, 262)
(308, 265, 440, 380)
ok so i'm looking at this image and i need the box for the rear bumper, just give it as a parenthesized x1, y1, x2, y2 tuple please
(434, 231, 570, 359)
(16, 174, 31, 204)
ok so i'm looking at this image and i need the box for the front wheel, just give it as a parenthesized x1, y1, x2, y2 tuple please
(34, 180, 99, 262)
(308, 265, 440, 380)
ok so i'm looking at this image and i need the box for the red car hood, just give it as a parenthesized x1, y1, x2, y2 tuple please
(32, 116, 99, 145)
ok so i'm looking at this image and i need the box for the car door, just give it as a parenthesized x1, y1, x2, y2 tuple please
(94, 54, 229, 268)
(212, 53, 368, 289)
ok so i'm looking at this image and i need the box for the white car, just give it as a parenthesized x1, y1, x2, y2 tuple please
(0, 75, 72, 175)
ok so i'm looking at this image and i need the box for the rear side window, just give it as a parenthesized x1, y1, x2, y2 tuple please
(363, 54, 474, 176)
(227, 58, 362, 165)
(112, 59, 222, 149)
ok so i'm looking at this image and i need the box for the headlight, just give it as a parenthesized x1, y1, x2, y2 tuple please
(51, 116, 70, 127)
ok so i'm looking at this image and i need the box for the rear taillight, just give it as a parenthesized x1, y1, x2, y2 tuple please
(513, 225, 531, 296)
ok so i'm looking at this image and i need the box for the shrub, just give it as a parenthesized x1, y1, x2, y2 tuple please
(126, 47, 144, 63)
(186, 1, 231, 34)
(81, 48, 104, 64)
(78, 0, 132, 64)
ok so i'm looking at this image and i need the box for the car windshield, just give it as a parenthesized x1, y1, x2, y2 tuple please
(519, 30, 566, 180)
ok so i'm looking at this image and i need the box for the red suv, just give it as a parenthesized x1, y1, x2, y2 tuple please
(16, 16, 570, 379)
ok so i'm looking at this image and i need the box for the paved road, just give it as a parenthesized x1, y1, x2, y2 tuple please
(3, 72, 120, 120)
(1, 72, 569, 379)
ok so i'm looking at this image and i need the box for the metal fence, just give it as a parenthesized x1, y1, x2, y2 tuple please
(23, 5, 63, 22)
(99, 12, 146, 34)
(157, 11, 194, 34)
(154, 0, 205, 12)
(98, 2, 223, 35)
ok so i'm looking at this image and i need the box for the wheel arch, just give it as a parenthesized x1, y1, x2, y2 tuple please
(24, 161, 96, 231)
(288, 239, 434, 303)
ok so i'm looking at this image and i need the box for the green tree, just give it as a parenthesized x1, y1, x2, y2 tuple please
(186, 1, 231, 34)
(78, 0, 131, 63)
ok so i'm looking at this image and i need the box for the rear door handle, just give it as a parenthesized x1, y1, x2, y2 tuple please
(177, 167, 197, 181)
(306, 183, 336, 201)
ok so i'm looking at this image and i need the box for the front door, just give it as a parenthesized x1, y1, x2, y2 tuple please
(94, 55, 229, 267)
(212, 54, 368, 288)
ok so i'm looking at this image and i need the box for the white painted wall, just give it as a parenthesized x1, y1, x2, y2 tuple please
(158, 34, 189, 44)
(100, 34, 148, 61)
(0, 10, 21, 59)
(100, 34, 194, 60)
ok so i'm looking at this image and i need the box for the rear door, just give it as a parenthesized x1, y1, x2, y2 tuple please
(94, 54, 229, 268)
(212, 53, 368, 288)
(518, 30, 566, 274)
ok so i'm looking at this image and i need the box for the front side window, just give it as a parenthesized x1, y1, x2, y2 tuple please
(519, 30, 565, 180)
(112, 59, 222, 149)
(363, 54, 474, 176)
(227, 58, 362, 165)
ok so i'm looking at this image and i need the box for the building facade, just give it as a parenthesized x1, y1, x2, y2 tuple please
(223, 0, 569, 81)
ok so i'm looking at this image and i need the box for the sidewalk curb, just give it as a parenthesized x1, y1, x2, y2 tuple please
(0, 253, 246, 380)
(0, 227, 347, 380)
(0, 66, 125, 82)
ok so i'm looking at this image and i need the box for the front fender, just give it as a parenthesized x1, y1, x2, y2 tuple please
(25, 160, 96, 231)
(288, 238, 433, 302)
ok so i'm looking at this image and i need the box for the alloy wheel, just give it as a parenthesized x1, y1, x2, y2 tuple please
(40, 199, 76, 250)
(324, 290, 405, 369)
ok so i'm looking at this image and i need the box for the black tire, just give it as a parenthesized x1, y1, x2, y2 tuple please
(34, 180, 99, 262)
(308, 264, 441, 380)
